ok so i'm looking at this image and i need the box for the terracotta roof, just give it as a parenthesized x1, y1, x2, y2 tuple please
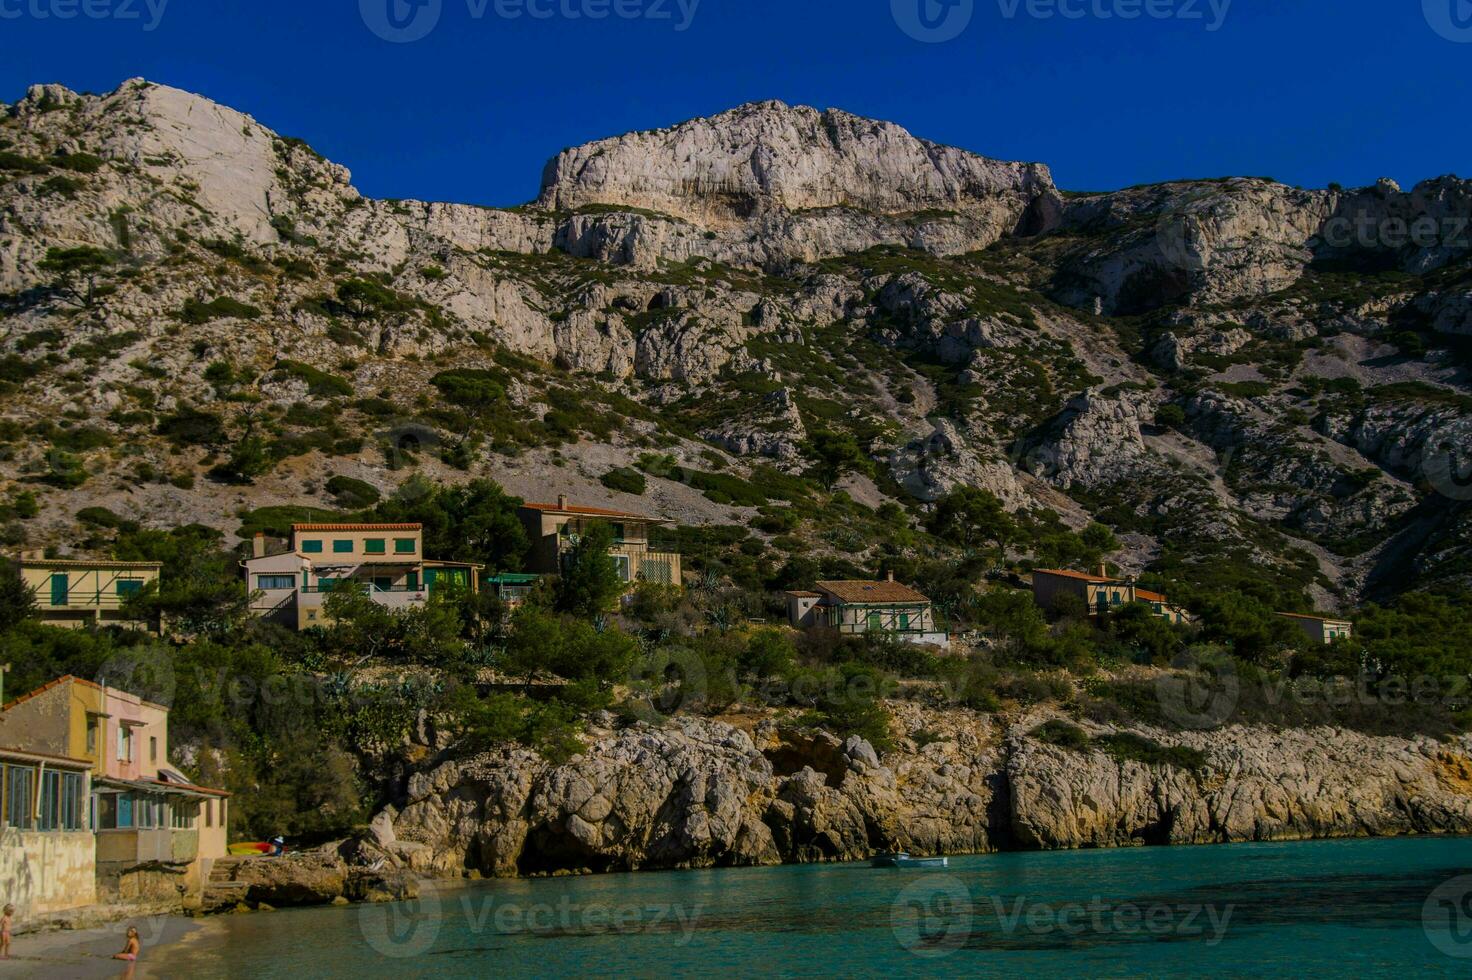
(14, 557, 161, 570)
(816, 580, 931, 604)
(785, 591, 823, 599)
(521, 501, 666, 521)
(0, 744, 95, 768)
(1277, 612, 1352, 623)
(292, 524, 422, 532)
(1032, 568, 1116, 584)
(1134, 588, 1169, 603)
(3, 675, 169, 714)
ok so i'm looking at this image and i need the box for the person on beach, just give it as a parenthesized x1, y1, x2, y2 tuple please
(270, 835, 286, 856)
(1, 903, 13, 959)
(112, 926, 141, 962)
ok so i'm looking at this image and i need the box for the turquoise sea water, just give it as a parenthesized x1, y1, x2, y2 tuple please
(157, 837, 1472, 977)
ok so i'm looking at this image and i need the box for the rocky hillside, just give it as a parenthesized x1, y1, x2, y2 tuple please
(360, 705, 1472, 877)
(1, 78, 1469, 607)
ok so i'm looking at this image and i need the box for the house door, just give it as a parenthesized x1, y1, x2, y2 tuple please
(50, 573, 69, 606)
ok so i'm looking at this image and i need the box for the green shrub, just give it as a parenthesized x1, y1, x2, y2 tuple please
(274, 360, 354, 398)
(157, 407, 226, 447)
(180, 297, 262, 324)
(600, 467, 646, 495)
(325, 475, 381, 509)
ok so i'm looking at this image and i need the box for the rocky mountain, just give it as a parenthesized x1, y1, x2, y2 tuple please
(1, 78, 1469, 607)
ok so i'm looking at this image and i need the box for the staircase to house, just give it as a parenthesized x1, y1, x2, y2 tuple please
(202, 856, 253, 909)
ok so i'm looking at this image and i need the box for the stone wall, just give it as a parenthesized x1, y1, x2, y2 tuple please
(0, 829, 97, 923)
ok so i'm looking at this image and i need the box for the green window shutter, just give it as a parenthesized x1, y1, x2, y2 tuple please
(394, 538, 417, 555)
(406, 571, 419, 591)
(899, 613, 910, 631)
(50, 574, 69, 606)
(301, 540, 323, 554)
(117, 580, 143, 597)
(333, 540, 354, 554)
(364, 539, 386, 555)
(867, 611, 882, 631)
(373, 577, 393, 592)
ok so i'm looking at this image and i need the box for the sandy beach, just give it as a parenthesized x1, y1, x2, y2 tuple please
(0, 914, 215, 979)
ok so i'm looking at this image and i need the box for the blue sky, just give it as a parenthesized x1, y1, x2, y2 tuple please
(0, 0, 1467, 206)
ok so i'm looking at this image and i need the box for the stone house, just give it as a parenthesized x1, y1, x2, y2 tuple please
(518, 496, 681, 586)
(1030, 566, 1193, 624)
(786, 575, 949, 648)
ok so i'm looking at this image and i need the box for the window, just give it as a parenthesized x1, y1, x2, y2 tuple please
(867, 612, 883, 631)
(333, 540, 354, 554)
(394, 538, 417, 555)
(317, 578, 339, 592)
(364, 539, 386, 555)
(50, 573, 69, 607)
(37, 771, 59, 831)
(86, 716, 99, 754)
(258, 575, 296, 591)
(62, 773, 85, 831)
(611, 523, 626, 542)
(899, 613, 911, 631)
(150, 736, 158, 763)
(301, 539, 324, 554)
(117, 726, 134, 763)
(372, 577, 394, 592)
(7, 765, 35, 830)
(117, 794, 134, 828)
(117, 579, 144, 597)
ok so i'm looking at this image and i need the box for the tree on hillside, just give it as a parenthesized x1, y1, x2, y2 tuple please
(554, 522, 625, 618)
(0, 557, 35, 633)
(928, 487, 1016, 552)
(807, 429, 874, 490)
(40, 246, 116, 308)
(373, 478, 528, 570)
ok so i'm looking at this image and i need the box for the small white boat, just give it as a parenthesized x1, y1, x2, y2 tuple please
(870, 851, 948, 869)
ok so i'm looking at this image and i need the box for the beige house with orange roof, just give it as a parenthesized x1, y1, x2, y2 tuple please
(241, 522, 482, 630)
(1031, 566, 1192, 624)
(1277, 612, 1354, 645)
(519, 495, 681, 586)
(786, 575, 949, 648)
(15, 551, 162, 633)
(1, 676, 230, 906)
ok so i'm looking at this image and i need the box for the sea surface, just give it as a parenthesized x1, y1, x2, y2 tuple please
(155, 837, 1472, 977)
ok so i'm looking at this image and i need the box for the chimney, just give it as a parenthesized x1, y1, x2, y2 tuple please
(886, 570, 895, 583)
(557, 494, 569, 510)
(21, 549, 44, 561)
(253, 533, 267, 559)
(1096, 562, 1109, 579)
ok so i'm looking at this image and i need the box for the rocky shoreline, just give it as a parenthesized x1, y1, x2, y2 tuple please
(337, 705, 1472, 888)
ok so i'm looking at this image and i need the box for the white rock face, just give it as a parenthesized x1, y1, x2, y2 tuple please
(538, 101, 1059, 232)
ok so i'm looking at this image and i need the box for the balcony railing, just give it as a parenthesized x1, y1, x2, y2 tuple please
(41, 592, 139, 609)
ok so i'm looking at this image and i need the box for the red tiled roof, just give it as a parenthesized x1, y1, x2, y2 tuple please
(521, 502, 662, 521)
(816, 580, 931, 604)
(785, 591, 823, 598)
(1135, 589, 1169, 603)
(1033, 568, 1116, 584)
(1277, 612, 1352, 623)
(292, 524, 422, 532)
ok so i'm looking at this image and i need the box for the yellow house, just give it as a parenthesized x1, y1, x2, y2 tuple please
(242, 523, 483, 630)
(1030, 566, 1193, 624)
(518, 496, 681, 586)
(1, 676, 230, 905)
(15, 552, 162, 632)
